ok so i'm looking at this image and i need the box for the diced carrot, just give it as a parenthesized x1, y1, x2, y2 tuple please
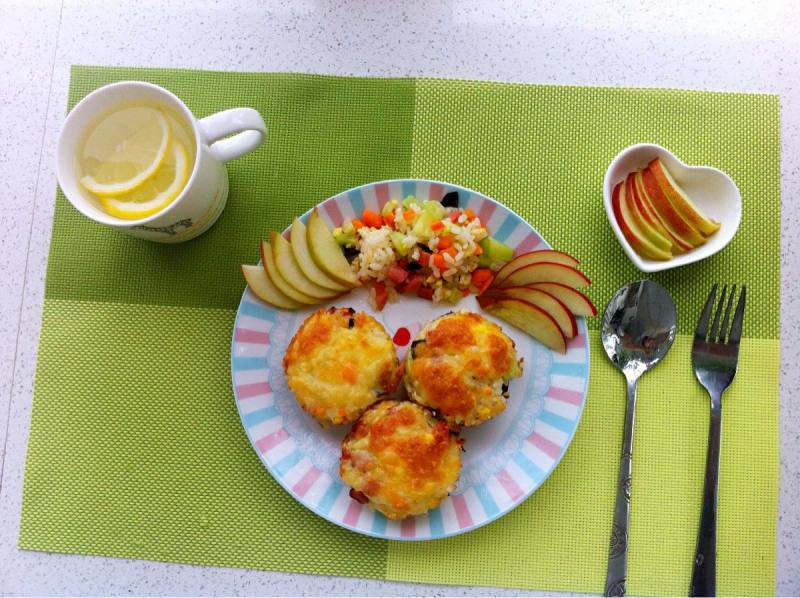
(432, 253, 446, 270)
(352, 218, 364, 230)
(470, 268, 494, 295)
(417, 250, 431, 267)
(373, 281, 388, 310)
(448, 211, 461, 223)
(443, 247, 457, 258)
(384, 211, 396, 228)
(431, 220, 444, 232)
(403, 209, 416, 222)
(464, 207, 476, 221)
(404, 273, 424, 294)
(417, 285, 434, 300)
(474, 244, 483, 255)
(362, 209, 383, 229)
(438, 235, 453, 250)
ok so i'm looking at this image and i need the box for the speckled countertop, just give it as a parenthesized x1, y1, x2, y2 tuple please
(1, 1, 798, 595)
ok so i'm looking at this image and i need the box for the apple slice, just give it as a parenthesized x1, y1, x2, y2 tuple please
(242, 264, 302, 310)
(271, 232, 340, 300)
(648, 158, 720, 237)
(633, 171, 691, 253)
(624, 174, 672, 253)
(640, 168, 706, 248)
(482, 286, 576, 338)
(307, 209, 360, 288)
(482, 298, 567, 354)
(611, 182, 672, 261)
(261, 240, 320, 305)
(492, 250, 580, 286)
(290, 218, 349, 292)
(493, 260, 590, 289)
(529, 282, 597, 317)
(628, 172, 683, 254)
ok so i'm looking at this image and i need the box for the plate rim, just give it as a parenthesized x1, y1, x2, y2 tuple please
(230, 178, 591, 541)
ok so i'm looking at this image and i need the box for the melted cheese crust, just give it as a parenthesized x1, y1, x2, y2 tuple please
(340, 400, 461, 520)
(404, 311, 522, 428)
(283, 307, 401, 425)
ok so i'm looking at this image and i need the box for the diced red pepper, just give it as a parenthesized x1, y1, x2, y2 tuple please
(373, 281, 388, 310)
(417, 250, 431, 267)
(387, 263, 409, 284)
(461, 288, 470, 297)
(352, 218, 364, 230)
(417, 285, 434, 300)
(431, 220, 444, 232)
(403, 209, 416, 222)
(404, 273, 424, 294)
(384, 211, 396, 229)
(470, 268, 494, 295)
(362, 209, 383, 229)
(464, 207, 476, 221)
(448, 211, 461, 223)
(396, 258, 409, 268)
(438, 235, 453, 250)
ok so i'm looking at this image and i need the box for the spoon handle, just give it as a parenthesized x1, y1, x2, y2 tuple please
(604, 377, 637, 597)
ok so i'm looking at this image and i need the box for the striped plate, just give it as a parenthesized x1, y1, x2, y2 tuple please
(231, 179, 590, 540)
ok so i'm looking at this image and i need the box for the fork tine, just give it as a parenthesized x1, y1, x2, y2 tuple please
(718, 284, 737, 342)
(708, 284, 727, 342)
(695, 284, 718, 341)
(728, 286, 746, 345)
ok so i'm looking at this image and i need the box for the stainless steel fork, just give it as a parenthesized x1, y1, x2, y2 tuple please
(689, 284, 746, 597)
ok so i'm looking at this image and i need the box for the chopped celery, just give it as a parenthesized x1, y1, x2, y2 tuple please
(422, 200, 446, 220)
(333, 228, 357, 247)
(381, 199, 400, 217)
(341, 220, 355, 234)
(391, 231, 411, 256)
(412, 210, 437, 237)
(402, 195, 420, 208)
(479, 236, 514, 265)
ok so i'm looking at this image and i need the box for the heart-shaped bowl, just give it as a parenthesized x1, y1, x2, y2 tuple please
(603, 143, 742, 273)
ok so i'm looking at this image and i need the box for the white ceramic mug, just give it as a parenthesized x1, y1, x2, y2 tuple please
(56, 81, 267, 242)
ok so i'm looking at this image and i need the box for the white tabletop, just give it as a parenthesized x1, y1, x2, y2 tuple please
(1, 1, 798, 595)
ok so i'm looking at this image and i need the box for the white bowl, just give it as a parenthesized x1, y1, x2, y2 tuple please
(603, 143, 742, 273)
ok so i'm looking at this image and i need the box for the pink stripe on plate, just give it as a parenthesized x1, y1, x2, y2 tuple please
(476, 201, 496, 225)
(235, 328, 270, 345)
(375, 182, 390, 209)
(236, 381, 271, 399)
(514, 232, 542, 255)
(343, 498, 363, 527)
(567, 334, 586, 349)
(546, 386, 583, 405)
(323, 200, 344, 226)
(451, 494, 474, 529)
(292, 466, 322, 498)
(528, 432, 562, 459)
(256, 428, 288, 452)
(497, 468, 524, 502)
(429, 182, 444, 202)
(401, 516, 416, 538)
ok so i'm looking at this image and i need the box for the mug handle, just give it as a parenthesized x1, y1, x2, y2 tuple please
(198, 108, 267, 163)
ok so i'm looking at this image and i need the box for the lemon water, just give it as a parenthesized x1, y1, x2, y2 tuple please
(77, 102, 195, 219)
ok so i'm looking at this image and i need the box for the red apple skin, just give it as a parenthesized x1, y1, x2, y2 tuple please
(529, 282, 597, 317)
(611, 182, 672, 261)
(493, 250, 579, 286)
(484, 285, 577, 338)
(634, 171, 692, 253)
(640, 167, 706, 247)
(493, 261, 591, 289)
(648, 158, 720, 236)
(624, 173, 672, 252)
(481, 297, 568, 354)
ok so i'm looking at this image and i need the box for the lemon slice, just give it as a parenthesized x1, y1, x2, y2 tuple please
(99, 141, 190, 219)
(79, 106, 171, 196)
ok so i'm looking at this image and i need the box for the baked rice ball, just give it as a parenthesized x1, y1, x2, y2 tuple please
(340, 399, 462, 520)
(404, 311, 523, 428)
(283, 307, 401, 425)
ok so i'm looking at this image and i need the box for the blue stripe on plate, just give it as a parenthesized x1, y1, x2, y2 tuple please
(538, 409, 576, 432)
(493, 214, 520, 243)
(474, 485, 500, 518)
(550, 362, 588, 378)
(371, 511, 389, 535)
(273, 449, 303, 476)
(349, 190, 365, 218)
(232, 356, 266, 371)
(402, 180, 417, 200)
(241, 405, 279, 428)
(239, 301, 276, 322)
(317, 483, 342, 515)
(427, 507, 444, 537)
(512, 451, 545, 485)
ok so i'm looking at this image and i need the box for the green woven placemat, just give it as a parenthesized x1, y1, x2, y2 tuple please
(20, 66, 779, 596)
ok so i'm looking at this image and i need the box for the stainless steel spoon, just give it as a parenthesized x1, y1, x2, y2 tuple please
(601, 280, 677, 597)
